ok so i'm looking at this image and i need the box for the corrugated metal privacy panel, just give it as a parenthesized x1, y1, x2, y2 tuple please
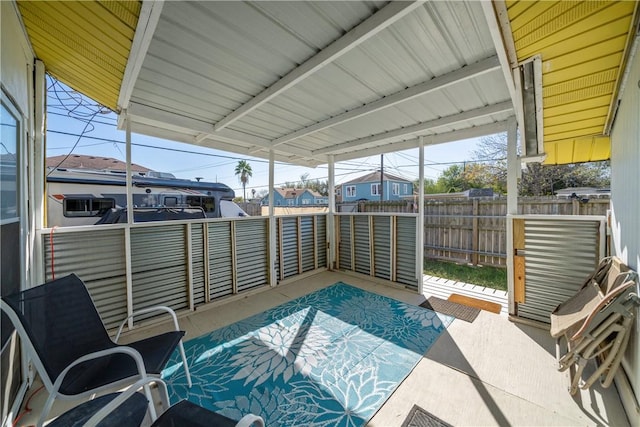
(396, 216, 417, 288)
(131, 226, 189, 317)
(280, 217, 300, 279)
(339, 216, 353, 270)
(517, 218, 602, 323)
(191, 224, 205, 306)
(43, 229, 127, 330)
(235, 219, 269, 291)
(353, 216, 371, 275)
(315, 215, 327, 269)
(208, 222, 233, 299)
(373, 216, 392, 280)
(300, 216, 315, 273)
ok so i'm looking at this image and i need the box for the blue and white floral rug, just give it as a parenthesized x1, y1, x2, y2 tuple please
(162, 283, 453, 426)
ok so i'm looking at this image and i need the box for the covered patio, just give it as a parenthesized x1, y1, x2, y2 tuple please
(2, 0, 639, 425)
(17, 271, 630, 426)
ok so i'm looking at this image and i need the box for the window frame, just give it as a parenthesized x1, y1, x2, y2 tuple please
(63, 197, 116, 217)
(346, 185, 356, 197)
(0, 100, 20, 225)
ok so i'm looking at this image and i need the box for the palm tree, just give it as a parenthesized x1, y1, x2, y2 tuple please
(234, 160, 253, 201)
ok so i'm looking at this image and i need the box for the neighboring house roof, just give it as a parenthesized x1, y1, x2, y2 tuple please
(46, 154, 151, 172)
(342, 171, 411, 186)
(274, 187, 303, 199)
(274, 188, 324, 199)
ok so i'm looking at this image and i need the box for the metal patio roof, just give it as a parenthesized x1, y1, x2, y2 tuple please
(15, 1, 638, 167)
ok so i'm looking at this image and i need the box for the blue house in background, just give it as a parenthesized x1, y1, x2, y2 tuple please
(262, 187, 328, 206)
(339, 171, 413, 202)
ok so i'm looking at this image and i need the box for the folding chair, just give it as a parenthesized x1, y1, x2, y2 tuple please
(550, 257, 639, 394)
(0, 273, 192, 426)
(47, 378, 264, 427)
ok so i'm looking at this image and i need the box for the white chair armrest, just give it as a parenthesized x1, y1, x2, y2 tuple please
(52, 346, 147, 395)
(236, 414, 265, 427)
(115, 305, 181, 342)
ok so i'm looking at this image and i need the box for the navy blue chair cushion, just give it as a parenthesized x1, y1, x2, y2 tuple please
(47, 392, 148, 427)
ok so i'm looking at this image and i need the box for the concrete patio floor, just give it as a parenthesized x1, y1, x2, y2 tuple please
(17, 270, 628, 426)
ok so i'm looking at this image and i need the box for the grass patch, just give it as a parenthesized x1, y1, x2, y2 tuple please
(424, 259, 507, 292)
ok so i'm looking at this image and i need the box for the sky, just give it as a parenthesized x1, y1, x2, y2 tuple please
(45, 77, 484, 197)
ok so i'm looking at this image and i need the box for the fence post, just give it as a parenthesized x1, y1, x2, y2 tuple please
(471, 199, 479, 265)
(572, 199, 579, 215)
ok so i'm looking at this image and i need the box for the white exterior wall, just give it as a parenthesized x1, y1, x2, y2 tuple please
(610, 43, 640, 423)
(1, 1, 36, 422)
(1, 1, 33, 117)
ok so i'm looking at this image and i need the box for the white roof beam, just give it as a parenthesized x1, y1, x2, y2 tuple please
(480, 1, 521, 127)
(124, 102, 319, 161)
(117, 1, 164, 111)
(313, 101, 513, 155)
(333, 120, 511, 163)
(265, 55, 501, 149)
(211, 0, 424, 133)
(129, 122, 320, 168)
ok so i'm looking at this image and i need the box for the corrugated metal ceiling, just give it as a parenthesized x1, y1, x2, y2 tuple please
(505, 0, 639, 165)
(17, 0, 140, 111)
(15, 0, 640, 166)
(123, 0, 513, 166)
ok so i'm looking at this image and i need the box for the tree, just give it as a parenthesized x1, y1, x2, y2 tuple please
(437, 164, 467, 193)
(282, 175, 329, 196)
(415, 178, 444, 194)
(234, 160, 253, 201)
(471, 133, 610, 196)
(462, 163, 506, 193)
(519, 162, 610, 196)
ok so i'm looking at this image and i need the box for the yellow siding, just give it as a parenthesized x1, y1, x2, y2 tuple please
(543, 106, 610, 128)
(545, 136, 611, 165)
(506, 0, 638, 165)
(545, 118, 608, 138)
(17, 0, 141, 111)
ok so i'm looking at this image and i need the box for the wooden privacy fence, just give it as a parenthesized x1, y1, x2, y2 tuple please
(342, 197, 609, 267)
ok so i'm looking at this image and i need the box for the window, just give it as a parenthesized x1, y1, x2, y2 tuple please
(346, 186, 356, 197)
(404, 184, 409, 194)
(371, 183, 380, 196)
(163, 196, 178, 207)
(0, 102, 18, 222)
(392, 183, 400, 195)
(302, 199, 310, 205)
(63, 198, 115, 217)
(186, 196, 215, 213)
(287, 199, 294, 206)
(1, 96, 21, 349)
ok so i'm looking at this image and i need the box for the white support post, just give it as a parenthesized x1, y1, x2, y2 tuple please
(32, 60, 46, 286)
(507, 120, 519, 215)
(186, 223, 194, 311)
(417, 137, 425, 293)
(328, 155, 336, 270)
(125, 113, 134, 224)
(268, 149, 277, 286)
(506, 117, 518, 315)
(124, 112, 134, 328)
